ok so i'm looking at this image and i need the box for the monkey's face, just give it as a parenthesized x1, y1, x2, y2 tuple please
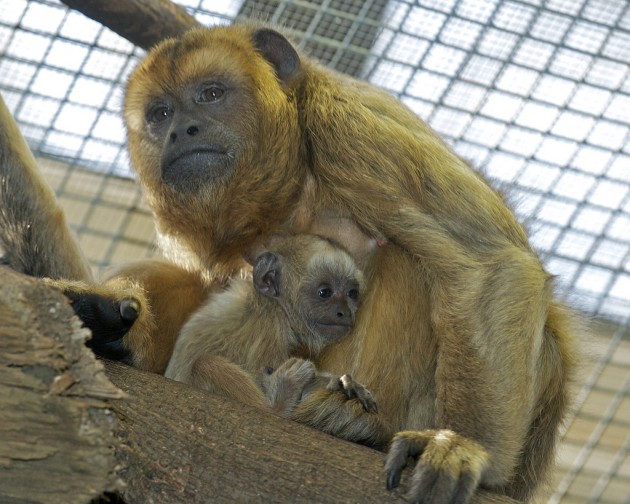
(141, 77, 252, 193)
(253, 235, 364, 347)
(301, 273, 361, 342)
(124, 26, 304, 267)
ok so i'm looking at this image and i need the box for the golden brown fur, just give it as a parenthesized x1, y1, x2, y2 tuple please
(0, 24, 577, 504)
(120, 25, 576, 503)
(48, 259, 209, 372)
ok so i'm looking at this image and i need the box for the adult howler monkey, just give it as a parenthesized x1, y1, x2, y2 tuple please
(0, 25, 576, 504)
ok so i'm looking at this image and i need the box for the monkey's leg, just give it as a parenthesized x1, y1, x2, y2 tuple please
(382, 249, 565, 503)
(262, 359, 387, 446)
(324, 199, 569, 500)
(188, 354, 269, 410)
(48, 259, 209, 373)
(0, 94, 92, 281)
(321, 171, 564, 499)
(325, 373, 378, 414)
(45, 278, 142, 364)
(385, 430, 490, 504)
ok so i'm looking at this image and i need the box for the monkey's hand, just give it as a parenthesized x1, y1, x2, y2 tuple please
(43, 278, 141, 364)
(325, 373, 378, 413)
(384, 429, 490, 504)
(263, 361, 390, 448)
(288, 376, 391, 449)
(261, 357, 317, 417)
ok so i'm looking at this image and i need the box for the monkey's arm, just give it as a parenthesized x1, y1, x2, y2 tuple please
(263, 358, 392, 449)
(0, 94, 93, 281)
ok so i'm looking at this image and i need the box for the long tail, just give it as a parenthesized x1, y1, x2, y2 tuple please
(0, 94, 93, 281)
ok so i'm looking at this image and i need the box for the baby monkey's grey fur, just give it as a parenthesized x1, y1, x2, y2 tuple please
(165, 234, 383, 442)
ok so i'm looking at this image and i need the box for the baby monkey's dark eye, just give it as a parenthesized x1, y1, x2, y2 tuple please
(198, 86, 225, 102)
(147, 105, 172, 123)
(318, 287, 333, 299)
(347, 289, 359, 301)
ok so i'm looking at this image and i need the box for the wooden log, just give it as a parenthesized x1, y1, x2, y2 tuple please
(0, 267, 125, 504)
(59, 0, 201, 50)
(0, 269, 404, 503)
(104, 359, 407, 503)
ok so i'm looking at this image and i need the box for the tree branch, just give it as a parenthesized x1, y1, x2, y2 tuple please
(104, 359, 407, 503)
(59, 0, 201, 50)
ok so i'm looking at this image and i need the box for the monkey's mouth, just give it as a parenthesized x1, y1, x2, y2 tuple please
(315, 322, 353, 340)
(162, 147, 230, 188)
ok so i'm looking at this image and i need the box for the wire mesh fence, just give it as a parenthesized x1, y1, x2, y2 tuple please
(0, 1, 629, 502)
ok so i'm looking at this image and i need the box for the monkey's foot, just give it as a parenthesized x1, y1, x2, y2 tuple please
(44, 278, 139, 363)
(262, 358, 317, 416)
(327, 374, 378, 413)
(67, 292, 139, 363)
(384, 429, 489, 504)
(264, 357, 317, 384)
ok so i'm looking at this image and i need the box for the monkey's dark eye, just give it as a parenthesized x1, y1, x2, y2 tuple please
(318, 287, 333, 299)
(147, 105, 172, 124)
(198, 86, 225, 103)
(347, 289, 359, 301)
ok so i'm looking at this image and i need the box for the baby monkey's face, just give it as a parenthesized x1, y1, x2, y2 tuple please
(300, 271, 361, 341)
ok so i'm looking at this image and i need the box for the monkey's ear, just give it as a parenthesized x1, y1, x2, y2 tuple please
(253, 251, 281, 298)
(252, 28, 301, 87)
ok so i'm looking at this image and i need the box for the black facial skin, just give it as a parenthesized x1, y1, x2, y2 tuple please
(304, 277, 360, 340)
(145, 80, 244, 192)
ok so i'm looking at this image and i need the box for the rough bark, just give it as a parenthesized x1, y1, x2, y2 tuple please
(0, 267, 124, 504)
(104, 359, 406, 503)
(59, 0, 200, 50)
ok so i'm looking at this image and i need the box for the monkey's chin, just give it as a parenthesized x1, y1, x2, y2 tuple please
(315, 323, 352, 341)
(161, 151, 231, 192)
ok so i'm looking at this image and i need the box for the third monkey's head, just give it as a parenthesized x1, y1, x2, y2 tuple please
(124, 25, 306, 273)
